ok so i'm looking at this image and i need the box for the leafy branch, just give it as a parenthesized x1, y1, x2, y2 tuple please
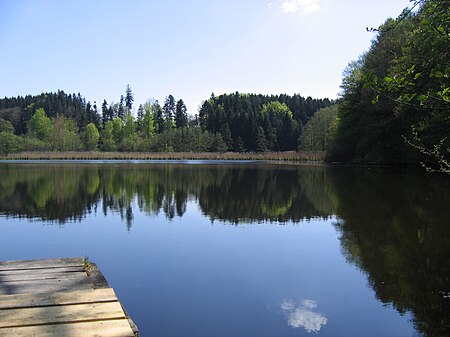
(403, 126, 450, 173)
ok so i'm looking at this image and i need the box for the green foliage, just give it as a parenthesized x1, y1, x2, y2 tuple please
(28, 108, 53, 141)
(175, 99, 188, 128)
(52, 115, 82, 151)
(211, 133, 228, 152)
(329, 0, 449, 168)
(0, 118, 15, 133)
(403, 126, 450, 173)
(125, 84, 134, 111)
(255, 126, 268, 152)
(163, 95, 176, 131)
(300, 105, 339, 152)
(141, 102, 156, 139)
(112, 117, 124, 145)
(100, 120, 116, 152)
(0, 85, 332, 154)
(0, 132, 23, 154)
(82, 123, 100, 151)
(0, 91, 101, 133)
(199, 93, 329, 152)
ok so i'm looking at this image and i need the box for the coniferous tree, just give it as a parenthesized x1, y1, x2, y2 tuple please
(162, 95, 176, 130)
(175, 99, 188, 128)
(136, 104, 144, 132)
(255, 126, 268, 152)
(125, 84, 134, 111)
(118, 95, 125, 121)
(153, 101, 165, 134)
(220, 123, 233, 151)
(101, 100, 109, 128)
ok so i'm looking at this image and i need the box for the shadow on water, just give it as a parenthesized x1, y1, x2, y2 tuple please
(329, 167, 450, 337)
(0, 162, 448, 336)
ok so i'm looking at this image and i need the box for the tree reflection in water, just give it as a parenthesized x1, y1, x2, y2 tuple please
(0, 163, 448, 336)
(0, 163, 336, 225)
(330, 167, 450, 337)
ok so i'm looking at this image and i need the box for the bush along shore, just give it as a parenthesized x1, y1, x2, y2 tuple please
(0, 151, 325, 162)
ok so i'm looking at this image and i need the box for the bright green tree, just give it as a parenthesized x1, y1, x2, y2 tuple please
(82, 123, 100, 150)
(299, 105, 339, 152)
(28, 108, 53, 141)
(112, 117, 124, 145)
(52, 114, 81, 151)
(260, 101, 297, 151)
(100, 120, 116, 151)
(142, 102, 156, 139)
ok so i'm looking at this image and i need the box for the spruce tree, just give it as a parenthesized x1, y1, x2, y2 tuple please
(175, 99, 188, 128)
(162, 95, 176, 130)
(125, 84, 134, 111)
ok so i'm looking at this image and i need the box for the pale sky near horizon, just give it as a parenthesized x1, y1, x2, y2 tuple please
(0, 0, 412, 115)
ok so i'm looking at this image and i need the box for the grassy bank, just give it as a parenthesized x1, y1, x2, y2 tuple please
(1, 151, 325, 162)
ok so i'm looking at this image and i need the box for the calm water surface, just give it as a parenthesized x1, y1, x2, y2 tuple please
(0, 162, 448, 337)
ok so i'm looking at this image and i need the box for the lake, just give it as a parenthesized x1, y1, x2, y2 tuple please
(0, 161, 448, 337)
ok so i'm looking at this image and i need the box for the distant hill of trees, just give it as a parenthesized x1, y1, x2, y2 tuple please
(0, 90, 100, 135)
(0, 88, 331, 154)
(198, 93, 331, 152)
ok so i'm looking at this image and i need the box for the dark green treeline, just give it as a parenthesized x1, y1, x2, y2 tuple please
(0, 91, 100, 135)
(0, 89, 331, 154)
(198, 93, 331, 152)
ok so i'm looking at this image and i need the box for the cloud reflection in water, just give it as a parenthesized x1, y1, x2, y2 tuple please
(281, 299, 328, 333)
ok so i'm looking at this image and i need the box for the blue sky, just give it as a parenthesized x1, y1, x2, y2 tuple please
(0, 0, 412, 114)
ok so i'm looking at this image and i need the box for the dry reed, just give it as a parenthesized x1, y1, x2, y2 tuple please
(2, 151, 325, 162)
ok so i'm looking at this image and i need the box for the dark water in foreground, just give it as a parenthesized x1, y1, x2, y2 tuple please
(0, 162, 448, 337)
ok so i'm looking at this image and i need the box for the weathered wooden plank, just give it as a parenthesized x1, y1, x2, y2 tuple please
(0, 258, 138, 336)
(0, 277, 93, 295)
(0, 288, 118, 309)
(0, 271, 86, 282)
(0, 266, 85, 276)
(0, 257, 83, 271)
(0, 319, 135, 337)
(0, 301, 126, 328)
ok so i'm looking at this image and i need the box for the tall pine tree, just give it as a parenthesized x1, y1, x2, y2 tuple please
(175, 99, 188, 128)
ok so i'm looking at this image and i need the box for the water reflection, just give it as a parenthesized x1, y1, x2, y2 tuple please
(330, 167, 450, 337)
(0, 163, 448, 337)
(0, 163, 336, 225)
(281, 299, 328, 333)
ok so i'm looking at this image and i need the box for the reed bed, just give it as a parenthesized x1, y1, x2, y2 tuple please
(2, 151, 325, 162)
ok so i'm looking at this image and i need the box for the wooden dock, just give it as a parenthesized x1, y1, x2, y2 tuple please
(0, 257, 137, 337)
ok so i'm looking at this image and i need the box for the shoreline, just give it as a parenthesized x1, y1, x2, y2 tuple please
(0, 151, 325, 162)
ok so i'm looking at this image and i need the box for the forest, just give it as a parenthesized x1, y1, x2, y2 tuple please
(0, 88, 330, 154)
(326, 0, 449, 170)
(0, 0, 448, 170)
